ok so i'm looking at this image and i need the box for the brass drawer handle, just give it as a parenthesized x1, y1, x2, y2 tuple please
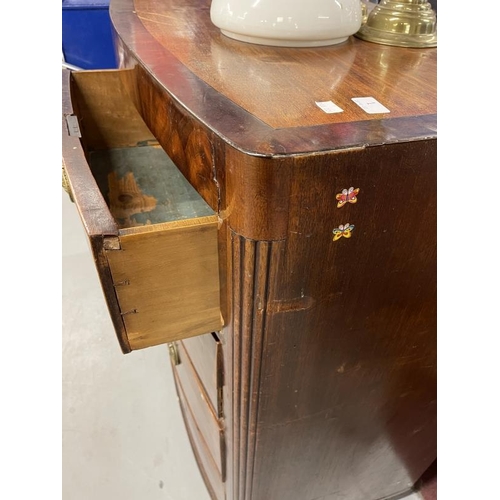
(62, 162, 74, 202)
(169, 342, 180, 366)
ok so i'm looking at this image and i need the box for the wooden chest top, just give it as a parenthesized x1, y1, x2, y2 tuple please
(110, 0, 437, 156)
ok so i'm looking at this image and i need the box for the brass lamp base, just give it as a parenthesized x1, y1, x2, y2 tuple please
(355, 0, 437, 48)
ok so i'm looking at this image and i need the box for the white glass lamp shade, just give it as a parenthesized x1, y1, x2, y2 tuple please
(210, 0, 363, 47)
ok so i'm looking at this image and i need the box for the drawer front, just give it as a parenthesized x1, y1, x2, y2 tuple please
(173, 341, 226, 480)
(181, 332, 223, 417)
(62, 68, 222, 353)
(174, 368, 226, 500)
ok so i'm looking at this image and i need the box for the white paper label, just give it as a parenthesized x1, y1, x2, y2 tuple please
(351, 97, 390, 114)
(315, 100, 344, 114)
(66, 114, 82, 137)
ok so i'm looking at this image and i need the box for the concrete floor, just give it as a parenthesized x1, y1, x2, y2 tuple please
(62, 189, 423, 500)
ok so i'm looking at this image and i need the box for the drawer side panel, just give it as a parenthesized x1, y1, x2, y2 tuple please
(181, 332, 221, 415)
(106, 217, 222, 349)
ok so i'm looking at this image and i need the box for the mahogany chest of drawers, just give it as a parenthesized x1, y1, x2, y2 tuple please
(62, 1, 437, 498)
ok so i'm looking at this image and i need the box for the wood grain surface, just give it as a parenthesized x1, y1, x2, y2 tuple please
(106, 217, 222, 350)
(109, 0, 436, 156)
(217, 140, 437, 500)
(247, 140, 437, 500)
(134, 0, 436, 129)
(70, 69, 153, 150)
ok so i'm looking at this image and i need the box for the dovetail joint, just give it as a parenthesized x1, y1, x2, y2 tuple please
(120, 309, 137, 316)
(113, 279, 130, 287)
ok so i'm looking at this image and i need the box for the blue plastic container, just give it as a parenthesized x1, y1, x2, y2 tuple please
(62, 0, 118, 69)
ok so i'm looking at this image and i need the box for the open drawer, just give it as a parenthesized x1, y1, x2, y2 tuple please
(62, 69, 222, 353)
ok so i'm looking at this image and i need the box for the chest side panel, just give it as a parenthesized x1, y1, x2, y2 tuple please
(250, 140, 437, 500)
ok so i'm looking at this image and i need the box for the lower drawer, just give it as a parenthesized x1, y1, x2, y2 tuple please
(174, 368, 226, 500)
(181, 332, 224, 418)
(172, 341, 226, 480)
(62, 68, 222, 353)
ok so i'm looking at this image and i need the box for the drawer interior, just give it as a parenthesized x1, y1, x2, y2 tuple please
(70, 70, 214, 230)
(89, 145, 214, 230)
(65, 69, 222, 351)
